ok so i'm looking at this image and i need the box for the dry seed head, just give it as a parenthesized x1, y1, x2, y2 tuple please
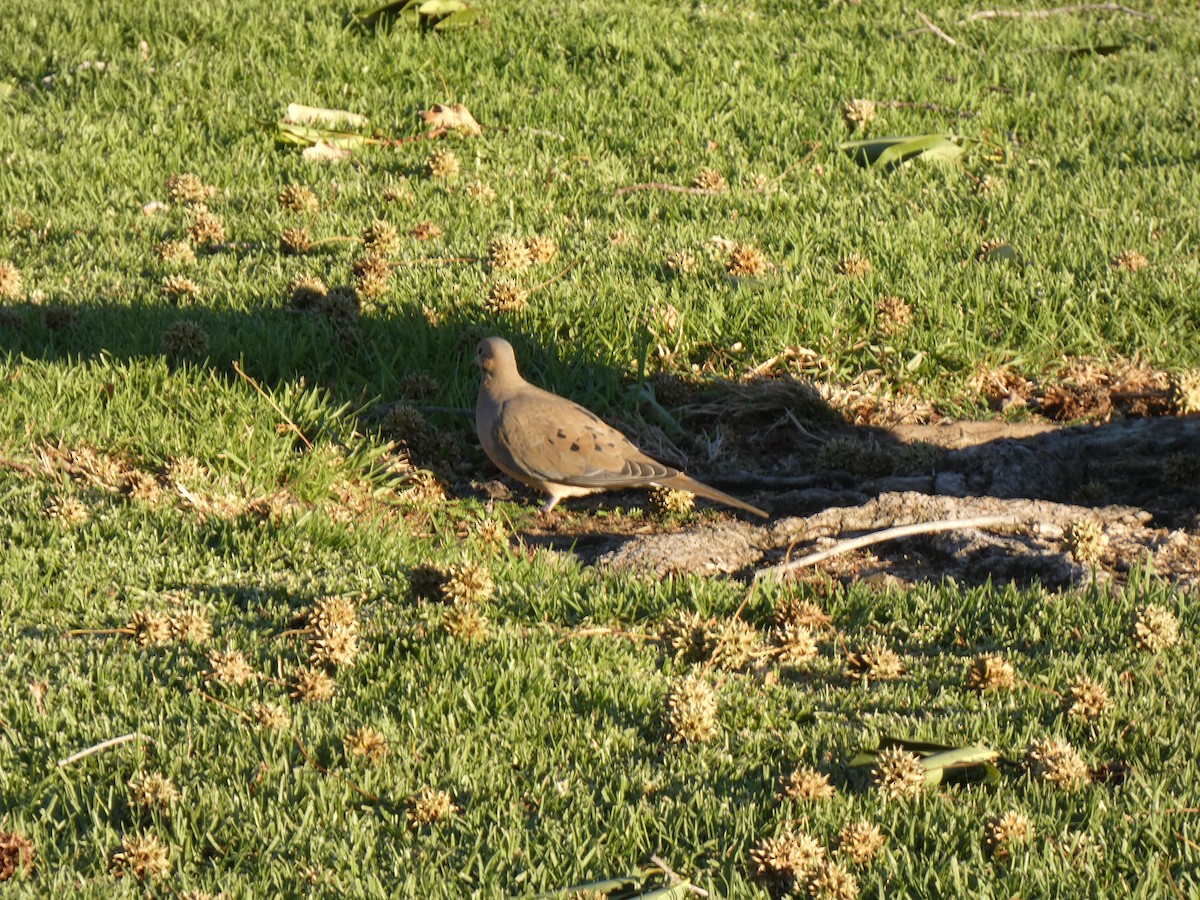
(976, 239, 1009, 261)
(810, 861, 860, 900)
(986, 811, 1032, 859)
(772, 622, 818, 666)
(381, 180, 414, 205)
(306, 596, 357, 633)
(743, 172, 774, 193)
(379, 403, 430, 453)
(287, 275, 328, 308)
(876, 295, 912, 335)
(664, 249, 697, 275)
(465, 180, 497, 204)
(485, 278, 529, 314)
(353, 253, 393, 299)
(874, 747, 926, 801)
(850, 640, 904, 681)
(290, 666, 336, 702)
(965, 652, 1016, 693)
(155, 241, 196, 266)
(412, 220, 443, 241)
(315, 286, 360, 324)
(161, 321, 210, 358)
(407, 787, 458, 827)
(749, 830, 826, 894)
(489, 235, 530, 272)
(1112, 249, 1149, 272)
(45, 494, 90, 525)
(0, 261, 22, 300)
(187, 210, 225, 247)
(1064, 519, 1108, 566)
(1026, 737, 1089, 790)
(843, 99, 877, 130)
(775, 596, 832, 631)
(1132, 603, 1179, 652)
(837, 256, 871, 278)
(252, 701, 291, 730)
(310, 624, 360, 668)
(278, 184, 319, 214)
(127, 471, 163, 504)
(344, 726, 389, 763)
(399, 372, 439, 400)
(361, 220, 401, 256)
(442, 600, 490, 641)
(525, 234, 558, 264)
(127, 772, 179, 813)
(0, 830, 36, 881)
(166, 173, 215, 206)
(726, 243, 767, 277)
(837, 820, 885, 866)
(474, 517, 508, 549)
(1171, 369, 1200, 415)
(975, 175, 1003, 196)
(161, 275, 201, 301)
(403, 469, 448, 505)
(659, 610, 716, 663)
(710, 617, 762, 671)
(1065, 678, 1112, 721)
(127, 610, 173, 648)
(665, 674, 718, 743)
(780, 766, 835, 802)
(692, 168, 728, 193)
(426, 146, 460, 179)
(648, 486, 695, 518)
(206, 649, 256, 686)
(442, 561, 494, 604)
(279, 226, 311, 256)
(111, 832, 170, 882)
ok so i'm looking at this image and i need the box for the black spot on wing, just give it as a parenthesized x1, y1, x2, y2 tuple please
(570, 442, 580, 451)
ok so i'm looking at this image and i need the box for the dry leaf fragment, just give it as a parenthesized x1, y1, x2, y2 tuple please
(302, 142, 354, 164)
(419, 103, 482, 137)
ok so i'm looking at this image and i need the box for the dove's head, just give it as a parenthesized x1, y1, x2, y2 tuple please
(475, 336, 520, 383)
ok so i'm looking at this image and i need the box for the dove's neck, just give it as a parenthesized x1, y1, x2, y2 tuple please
(480, 369, 527, 403)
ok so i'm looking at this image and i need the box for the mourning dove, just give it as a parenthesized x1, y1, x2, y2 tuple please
(475, 337, 768, 518)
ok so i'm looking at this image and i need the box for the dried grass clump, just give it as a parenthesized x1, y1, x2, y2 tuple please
(187, 210, 226, 247)
(1132, 603, 1178, 652)
(836, 255, 871, 278)
(842, 99, 877, 130)
(1026, 737, 1089, 790)
(710, 618, 762, 671)
(311, 624, 359, 668)
(166, 173, 216, 206)
(1064, 678, 1112, 722)
(985, 811, 1032, 860)
(774, 596, 832, 631)
(442, 601, 490, 642)
(876, 295, 912, 334)
(362, 220, 401, 256)
(279, 226, 311, 256)
(664, 249, 697, 276)
(0, 831, 36, 881)
(161, 321, 210, 358)
(278, 184, 319, 214)
(252, 702, 291, 730)
(726, 243, 767, 277)
(810, 861, 860, 900)
(837, 820, 885, 866)
(665, 675, 718, 743)
(1170, 369, 1200, 415)
(771, 622, 818, 666)
(44, 495, 89, 527)
(1064, 519, 1108, 566)
(155, 241, 196, 266)
(780, 766, 835, 802)
(287, 275, 328, 308)
(441, 561, 494, 604)
(485, 279, 529, 314)
(290, 666, 336, 702)
(161, 275, 201, 301)
(658, 610, 716, 663)
(111, 833, 170, 882)
(692, 168, 728, 193)
(412, 220, 442, 241)
(648, 486, 695, 518)
(344, 726, 389, 764)
(1111, 249, 1148, 272)
(352, 253, 393, 299)
(965, 652, 1016, 693)
(128, 610, 173, 647)
(206, 650, 255, 686)
(748, 829, 826, 896)
(406, 787, 458, 828)
(0, 261, 22, 299)
(426, 147, 460, 179)
(848, 640, 904, 681)
(489, 235, 529, 272)
(525, 234, 558, 264)
(874, 747, 925, 801)
(128, 772, 180, 814)
(464, 180, 497, 204)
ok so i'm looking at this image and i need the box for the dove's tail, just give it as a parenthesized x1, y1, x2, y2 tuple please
(660, 474, 769, 519)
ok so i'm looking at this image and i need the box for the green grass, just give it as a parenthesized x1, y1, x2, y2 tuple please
(1, 0, 1198, 895)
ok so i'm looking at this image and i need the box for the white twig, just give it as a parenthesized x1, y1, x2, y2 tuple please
(961, 3, 1153, 22)
(57, 732, 153, 768)
(755, 516, 1020, 582)
(915, 10, 960, 45)
(649, 855, 710, 897)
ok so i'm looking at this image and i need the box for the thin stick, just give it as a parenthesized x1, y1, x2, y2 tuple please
(231, 361, 312, 450)
(293, 735, 381, 803)
(393, 256, 481, 266)
(614, 183, 724, 199)
(916, 10, 960, 45)
(377, 127, 448, 146)
(529, 258, 582, 295)
(756, 516, 1020, 581)
(961, 3, 1153, 22)
(193, 687, 256, 724)
(649, 854, 710, 897)
(57, 733, 153, 768)
(63, 628, 133, 638)
(770, 142, 822, 186)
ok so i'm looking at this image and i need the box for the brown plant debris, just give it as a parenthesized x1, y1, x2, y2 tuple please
(1064, 519, 1108, 566)
(780, 766, 835, 802)
(964, 652, 1016, 693)
(442, 601, 490, 642)
(710, 618, 762, 671)
(464, 180, 497, 204)
(525, 234, 558, 264)
(489, 235, 529, 271)
(748, 829, 826, 896)
(486, 278, 529, 314)
(837, 255, 871, 278)
(1026, 737, 1089, 790)
(406, 787, 459, 828)
(310, 624, 360, 668)
(288, 275, 328, 308)
(876, 295, 912, 334)
(161, 275, 201, 300)
(344, 726, 389, 763)
(985, 811, 1032, 860)
(128, 610, 173, 648)
(206, 649, 256, 686)
(771, 622, 818, 665)
(874, 747, 926, 801)
(111, 833, 170, 882)
(843, 99, 877, 130)
(0, 261, 23, 299)
(362, 220, 401, 256)
(253, 701, 292, 730)
(664, 249, 697, 275)
(810, 861, 860, 900)
(1132, 603, 1178, 652)
(726, 243, 767, 277)
(1064, 678, 1112, 721)
(0, 831, 36, 881)
(161, 321, 210, 358)
(128, 772, 180, 813)
(426, 146, 460, 179)
(412, 220, 442, 241)
(155, 241, 196, 266)
(837, 820, 886, 866)
(1111, 249, 1148, 272)
(187, 210, 226, 247)
(290, 666, 336, 702)
(692, 168, 729, 193)
(279, 184, 319, 214)
(658, 611, 716, 663)
(166, 173, 216, 206)
(648, 486, 695, 518)
(419, 102, 482, 136)
(847, 640, 904, 681)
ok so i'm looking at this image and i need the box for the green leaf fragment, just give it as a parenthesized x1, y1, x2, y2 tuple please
(839, 134, 966, 169)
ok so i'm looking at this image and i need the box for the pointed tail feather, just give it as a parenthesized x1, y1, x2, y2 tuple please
(661, 474, 769, 518)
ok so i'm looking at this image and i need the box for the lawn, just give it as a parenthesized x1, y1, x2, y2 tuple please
(0, 0, 1198, 895)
